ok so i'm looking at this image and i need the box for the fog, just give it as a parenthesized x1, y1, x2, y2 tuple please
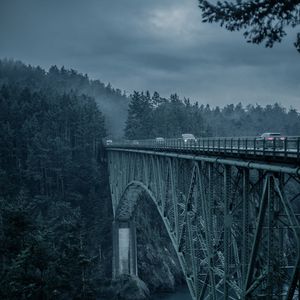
(0, 0, 299, 109)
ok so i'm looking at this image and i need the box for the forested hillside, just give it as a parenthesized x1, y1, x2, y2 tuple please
(0, 61, 187, 300)
(0, 67, 112, 299)
(0, 59, 129, 137)
(125, 91, 300, 139)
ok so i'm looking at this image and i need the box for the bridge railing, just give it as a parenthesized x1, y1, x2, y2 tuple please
(106, 136, 300, 161)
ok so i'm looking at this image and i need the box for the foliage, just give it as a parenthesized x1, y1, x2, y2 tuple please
(0, 62, 112, 299)
(125, 91, 154, 139)
(125, 91, 209, 139)
(202, 102, 300, 136)
(125, 91, 300, 139)
(0, 59, 128, 137)
(198, 0, 300, 52)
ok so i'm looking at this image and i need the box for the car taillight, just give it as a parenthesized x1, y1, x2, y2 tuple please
(267, 137, 274, 141)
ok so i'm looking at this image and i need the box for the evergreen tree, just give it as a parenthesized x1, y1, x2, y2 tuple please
(125, 91, 153, 139)
(199, 0, 300, 52)
(0, 62, 112, 299)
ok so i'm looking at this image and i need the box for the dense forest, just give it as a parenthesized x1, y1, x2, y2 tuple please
(125, 91, 300, 139)
(0, 61, 113, 299)
(0, 59, 128, 137)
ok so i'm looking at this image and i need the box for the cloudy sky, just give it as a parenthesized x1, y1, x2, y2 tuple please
(1, 0, 299, 109)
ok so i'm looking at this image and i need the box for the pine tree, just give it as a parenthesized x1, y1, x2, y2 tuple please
(125, 91, 153, 139)
(199, 0, 300, 52)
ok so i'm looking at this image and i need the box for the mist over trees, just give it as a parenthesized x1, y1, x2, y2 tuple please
(203, 102, 300, 136)
(125, 91, 300, 139)
(0, 59, 129, 137)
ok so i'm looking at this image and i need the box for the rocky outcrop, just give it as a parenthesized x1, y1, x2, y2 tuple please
(103, 194, 186, 299)
(135, 195, 185, 293)
(107, 274, 150, 300)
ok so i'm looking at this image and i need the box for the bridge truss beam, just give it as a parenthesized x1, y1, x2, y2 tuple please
(108, 149, 300, 300)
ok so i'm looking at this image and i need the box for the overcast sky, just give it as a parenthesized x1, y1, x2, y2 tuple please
(1, 0, 299, 109)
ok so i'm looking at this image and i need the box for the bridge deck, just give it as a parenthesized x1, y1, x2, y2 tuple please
(106, 136, 300, 165)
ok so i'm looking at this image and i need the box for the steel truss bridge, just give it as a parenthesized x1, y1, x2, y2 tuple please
(106, 137, 300, 300)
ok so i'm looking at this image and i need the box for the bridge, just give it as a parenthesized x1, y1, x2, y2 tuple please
(106, 137, 300, 300)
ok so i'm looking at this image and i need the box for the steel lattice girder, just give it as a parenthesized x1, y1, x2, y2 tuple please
(107, 149, 300, 300)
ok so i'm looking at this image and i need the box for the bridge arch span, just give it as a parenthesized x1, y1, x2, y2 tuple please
(108, 148, 300, 300)
(114, 179, 198, 298)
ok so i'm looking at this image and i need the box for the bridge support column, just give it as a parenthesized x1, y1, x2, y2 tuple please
(112, 219, 138, 278)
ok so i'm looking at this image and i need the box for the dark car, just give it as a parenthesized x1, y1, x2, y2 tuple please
(258, 132, 285, 149)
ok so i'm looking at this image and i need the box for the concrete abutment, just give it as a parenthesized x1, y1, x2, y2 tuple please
(112, 219, 137, 278)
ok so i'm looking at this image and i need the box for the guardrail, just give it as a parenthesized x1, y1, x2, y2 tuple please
(105, 137, 300, 162)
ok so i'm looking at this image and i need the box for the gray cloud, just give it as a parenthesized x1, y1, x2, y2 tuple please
(0, 0, 299, 109)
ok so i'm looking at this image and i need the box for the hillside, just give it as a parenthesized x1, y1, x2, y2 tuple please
(0, 59, 129, 137)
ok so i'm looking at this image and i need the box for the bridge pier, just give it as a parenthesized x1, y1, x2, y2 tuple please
(112, 219, 137, 278)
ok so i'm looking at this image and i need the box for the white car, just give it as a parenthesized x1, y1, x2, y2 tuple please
(260, 132, 284, 140)
(155, 137, 165, 143)
(181, 133, 196, 144)
(106, 139, 113, 145)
